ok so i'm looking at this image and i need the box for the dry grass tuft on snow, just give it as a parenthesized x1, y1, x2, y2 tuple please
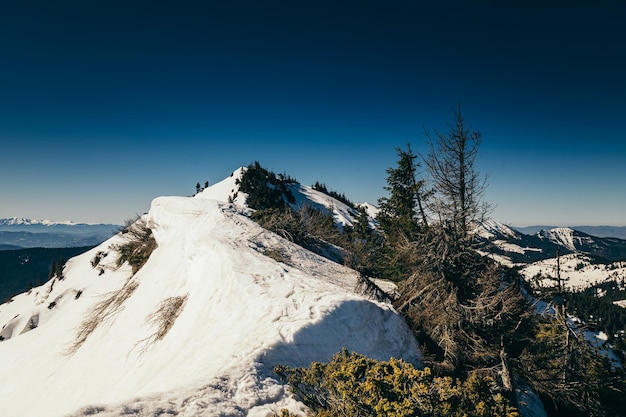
(144, 295, 188, 344)
(67, 280, 139, 354)
(263, 247, 289, 264)
(113, 216, 157, 275)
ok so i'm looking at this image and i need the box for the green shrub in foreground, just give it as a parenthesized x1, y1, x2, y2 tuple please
(274, 349, 519, 417)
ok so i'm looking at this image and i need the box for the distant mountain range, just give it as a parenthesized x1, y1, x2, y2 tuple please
(513, 225, 626, 240)
(0, 217, 119, 248)
(0, 218, 118, 301)
(477, 220, 626, 264)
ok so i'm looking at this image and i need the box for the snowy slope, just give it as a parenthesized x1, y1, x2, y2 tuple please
(474, 220, 552, 265)
(537, 227, 581, 252)
(0, 171, 420, 417)
(197, 166, 369, 229)
(519, 253, 626, 290)
(475, 219, 520, 240)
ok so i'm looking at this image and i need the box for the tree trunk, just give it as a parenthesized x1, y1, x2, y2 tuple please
(500, 346, 513, 392)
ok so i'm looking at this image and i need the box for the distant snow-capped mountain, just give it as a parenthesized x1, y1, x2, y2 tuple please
(476, 221, 562, 264)
(0, 218, 119, 249)
(535, 227, 626, 261)
(476, 220, 626, 291)
(514, 225, 626, 240)
(0, 217, 118, 232)
(0, 217, 78, 226)
(477, 220, 626, 264)
(536, 227, 581, 252)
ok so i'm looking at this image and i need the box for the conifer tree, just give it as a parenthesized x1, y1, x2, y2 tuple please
(49, 256, 65, 280)
(374, 144, 430, 280)
(377, 144, 429, 242)
(352, 205, 371, 241)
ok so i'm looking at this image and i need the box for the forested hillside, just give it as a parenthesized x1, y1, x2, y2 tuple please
(238, 109, 626, 417)
(0, 246, 93, 302)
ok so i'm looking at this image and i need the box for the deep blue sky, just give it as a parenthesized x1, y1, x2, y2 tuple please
(1, 1, 625, 226)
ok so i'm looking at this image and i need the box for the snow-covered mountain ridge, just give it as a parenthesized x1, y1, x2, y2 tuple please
(476, 220, 626, 291)
(515, 225, 626, 240)
(477, 220, 626, 263)
(535, 227, 626, 258)
(0, 169, 420, 417)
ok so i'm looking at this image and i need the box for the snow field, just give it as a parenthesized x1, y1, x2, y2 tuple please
(0, 184, 420, 417)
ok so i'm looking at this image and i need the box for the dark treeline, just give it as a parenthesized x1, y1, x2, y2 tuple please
(312, 181, 356, 209)
(0, 246, 93, 302)
(567, 280, 626, 353)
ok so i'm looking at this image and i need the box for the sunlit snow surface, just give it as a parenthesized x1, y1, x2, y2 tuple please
(520, 253, 626, 290)
(0, 171, 420, 417)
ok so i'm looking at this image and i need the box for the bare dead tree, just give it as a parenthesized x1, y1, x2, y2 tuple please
(424, 105, 491, 244)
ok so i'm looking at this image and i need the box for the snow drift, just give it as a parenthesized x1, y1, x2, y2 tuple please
(0, 170, 420, 417)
